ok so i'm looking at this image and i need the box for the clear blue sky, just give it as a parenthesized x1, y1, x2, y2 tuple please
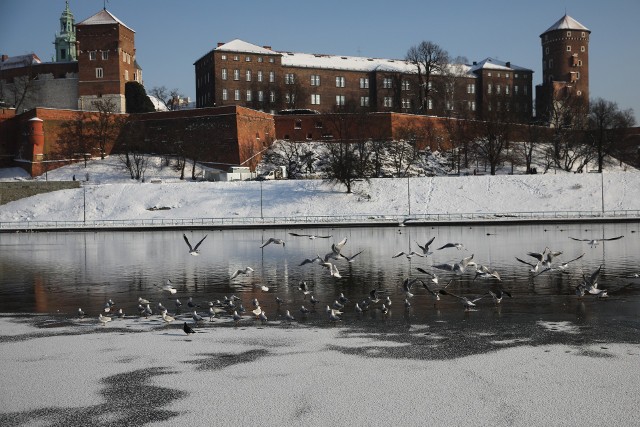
(1, 0, 638, 119)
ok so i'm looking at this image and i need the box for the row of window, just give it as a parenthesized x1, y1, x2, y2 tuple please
(220, 53, 276, 63)
(93, 68, 136, 82)
(487, 102, 529, 112)
(87, 50, 133, 64)
(487, 84, 528, 95)
(544, 58, 583, 69)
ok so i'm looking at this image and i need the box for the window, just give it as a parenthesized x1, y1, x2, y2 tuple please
(246, 70, 252, 81)
(61, 49, 66, 59)
(221, 54, 227, 60)
(524, 86, 528, 95)
(383, 78, 392, 89)
(257, 57, 263, 63)
(269, 58, 274, 63)
(427, 81, 433, 90)
(258, 91, 264, 102)
(124, 70, 128, 81)
(402, 99, 411, 109)
(549, 59, 554, 68)
(336, 76, 345, 87)
(286, 93, 295, 104)
(505, 85, 510, 95)
(221, 69, 228, 80)
(89, 51, 97, 60)
(581, 46, 585, 52)
(234, 90, 240, 101)
(567, 31, 571, 37)
(576, 90, 582, 96)
(487, 72, 492, 77)
(402, 80, 410, 91)
(315, 121, 323, 128)
(469, 101, 476, 111)
(515, 73, 519, 78)
(233, 55, 239, 61)
(269, 71, 275, 83)
(285, 73, 295, 84)
(311, 94, 321, 105)
(545, 47, 549, 55)
(445, 101, 453, 111)
(294, 120, 302, 129)
(336, 95, 345, 106)
(487, 83, 492, 94)
(467, 84, 475, 94)
(127, 53, 130, 64)
(383, 97, 393, 107)
(123, 51, 126, 61)
(246, 90, 252, 101)
(514, 85, 519, 95)
(578, 60, 583, 66)
(360, 96, 369, 107)
(427, 99, 433, 110)
(222, 89, 228, 100)
(567, 45, 572, 52)
(257, 71, 263, 82)
(310, 75, 320, 86)
(359, 77, 369, 89)
(245, 56, 251, 62)
(101, 51, 108, 60)
(95, 67, 103, 78)
(497, 73, 501, 78)
(233, 69, 240, 80)
(505, 73, 510, 78)
(269, 91, 275, 102)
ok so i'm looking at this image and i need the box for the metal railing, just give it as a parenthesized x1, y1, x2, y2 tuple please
(1, 209, 639, 231)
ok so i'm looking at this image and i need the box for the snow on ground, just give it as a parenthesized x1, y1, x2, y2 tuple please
(0, 315, 639, 426)
(0, 155, 639, 223)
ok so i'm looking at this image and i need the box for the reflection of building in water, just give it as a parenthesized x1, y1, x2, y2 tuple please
(33, 274, 51, 314)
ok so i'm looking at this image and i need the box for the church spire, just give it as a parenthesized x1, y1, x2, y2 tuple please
(54, 1, 77, 62)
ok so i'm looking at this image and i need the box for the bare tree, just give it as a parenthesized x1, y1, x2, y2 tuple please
(57, 111, 94, 165)
(148, 86, 184, 111)
(587, 98, 636, 172)
(473, 109, 513, 175)
(88, 98, 125, 159)
(406, 41, 450, 113)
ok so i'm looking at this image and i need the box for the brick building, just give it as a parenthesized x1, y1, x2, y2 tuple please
(0, 6, 141, 114)
(535, 14, 591, 123)
(194, 40, 534, 123)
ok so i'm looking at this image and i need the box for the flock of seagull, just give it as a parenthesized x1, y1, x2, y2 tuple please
(82, 231, 628, 331)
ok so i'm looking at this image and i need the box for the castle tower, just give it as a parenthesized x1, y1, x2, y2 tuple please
(53, 1, 77, 62)
(536, 14, 590, 122)
(75, 8, 136, 113)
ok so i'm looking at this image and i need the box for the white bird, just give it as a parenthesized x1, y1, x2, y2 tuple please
(488, 289, 512, 304)
(98, 313, 112, 326)
(289, 232, 332, 239)
(569, 235, 624, 247)
(162, 311, 175, 324)
(175, 298, 182, 309)
(254, 283, 269, 292)
(380, 304, 389, 315)
(284, 310, 295, 323)
(209, 306, 225, 320)
(230, 266, 254, 280)
(330, 237, 348, 258)
(581, 265, 605, 295)
(183, 233, 207, 255)
(473, 264, 501, 281)
(260, 237, 285, 248)
(402, 277, 423, 298)
(232, 311, 242, 324)
(416, 267, 440, 284)
(329, 263, 341, 278)
(404, 299, 411, 309)
(355, 303, 363, 313)
(192, 311, 204, 323)
(339, 249, 365, 262)
(328, 309, 342, 322)
(416, 236, 436, 255)
(258, 311, 268, 324)
(338, 293, 349, 304)
(138, 297, 150, 305)
(534, 253, 585, 277)
(392, 251, 425, 259)
(117, 308, 125, 318)
(299, 255, 323, 266)
(252, 307, 263, 317)
(300, 305, 310, 315)
(433, 254, 476, 275)
(439, 290, 487, 310)
(309, 295, 319, 307)
(333, 300, 344, 310)
(515, 257, 541, 273)
(163, 280, 177, 294)
(437, 242, 465, 250)
(527, 247, 561, 269)
(144, 304, 153, 318)
(78, 308, 85, 318)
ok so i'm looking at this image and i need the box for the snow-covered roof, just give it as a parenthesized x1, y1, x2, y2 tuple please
(542, 14, 590, 35)
(215, 39, 276, 55)
(147, 95, 168, 112)
(0, 53, 42, 71)
(469, 58, 533, 73)
(77, 9, 134, 33)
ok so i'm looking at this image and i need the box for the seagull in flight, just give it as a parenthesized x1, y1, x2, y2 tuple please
(533, 253, 585, 277)
(439, 289, 487, 310)
(569, 235, 624, 247)
(299, 255, 323, 266)
(488, 289, 512, 304)
(288, 232, 332, 239)
(515, 257, 541, 273)
(402, 277, 423, 298)
(527, 247, 562, 268)
(433, 254, 475, 275)
(183, 234, 207, 256)
(437, 242, 465, 250)
(392, 251, 425, 259)
(416, 267, 440, 284)
(473, 264, 501, 281)
(416, 236, 436, 256)
(339, 249, 365, 263)
(230, 266, 254, 280)
(260, 237, 285, 248)
(162, 280, 177, 294)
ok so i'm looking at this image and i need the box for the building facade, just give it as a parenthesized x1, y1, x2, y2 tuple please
(0, 6, 141, 114)
(536, 14, 590, 123)
(194, 40, 534, 123)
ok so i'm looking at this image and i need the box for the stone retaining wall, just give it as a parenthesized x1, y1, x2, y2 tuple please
(0, 181, 80, 205)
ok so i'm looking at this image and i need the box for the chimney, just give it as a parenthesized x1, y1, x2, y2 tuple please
(263, 45, 272, 50)
(506, 61, 511, 68)
(1, 54, 8, 62)
(217, 42, 224, 47)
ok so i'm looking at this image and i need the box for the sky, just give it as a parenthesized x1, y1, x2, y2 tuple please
(1, 0, 639, 118)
